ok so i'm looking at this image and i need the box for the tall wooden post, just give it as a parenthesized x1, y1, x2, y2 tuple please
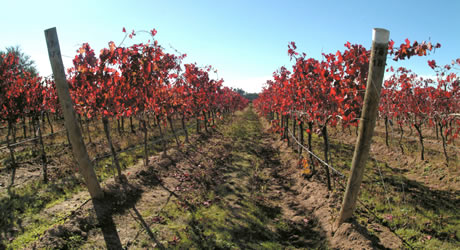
(44, 27, 104, 200)
(336, 28, 389, 226)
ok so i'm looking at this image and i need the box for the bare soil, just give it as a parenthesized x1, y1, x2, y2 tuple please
(4, 106, 458, 249)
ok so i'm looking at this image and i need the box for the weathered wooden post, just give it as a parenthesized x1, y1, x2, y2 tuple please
(336, 28, 389, 226)
(44, 27, 104, 200)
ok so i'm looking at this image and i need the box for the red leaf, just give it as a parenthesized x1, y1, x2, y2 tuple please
(428, 60, 437, 69)
(331, 88, 336, 96)
(405, 39, 410, 46)
(388, 40, 395, 50)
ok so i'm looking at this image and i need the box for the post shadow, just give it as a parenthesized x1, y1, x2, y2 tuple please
(91, 199, 123, 250)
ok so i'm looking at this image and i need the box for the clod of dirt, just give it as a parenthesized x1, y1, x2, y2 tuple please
(332, 222, 374, 249)
(31, 222, 87, 249)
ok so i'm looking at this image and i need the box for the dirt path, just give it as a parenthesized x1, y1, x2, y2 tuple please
(25, 107, 394, 249)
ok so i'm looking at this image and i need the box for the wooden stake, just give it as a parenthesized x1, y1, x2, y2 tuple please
(336, 28, 389, 226)
(44, 27, 104, 200)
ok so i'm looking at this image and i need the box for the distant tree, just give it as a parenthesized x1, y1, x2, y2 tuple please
(231, 87, 259, 101)
(234, 88, 246, 96)
(244, 93, 259, 101)
(0, 45, 38, 77)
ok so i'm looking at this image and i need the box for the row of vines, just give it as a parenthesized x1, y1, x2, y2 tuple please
(254, 38, 459, 189)
(0, 28, 249, 188)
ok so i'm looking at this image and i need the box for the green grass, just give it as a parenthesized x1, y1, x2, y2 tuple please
(143, 107, 325, 249)
(1, 178, 84, 248)
(281, 117, 459, 249)
(8, 216, 66, 249)
(0, 117, 216, 248)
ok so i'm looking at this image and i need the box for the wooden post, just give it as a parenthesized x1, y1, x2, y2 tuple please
(44, 27, 104, 200)
(102, 117, 123, 180)
(142, 119, 149, 166)
(336, 28, 389, 226)
(37, 114, 48, 183)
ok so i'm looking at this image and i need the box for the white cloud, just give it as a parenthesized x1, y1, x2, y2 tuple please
(224, 75, 272, 93)
(32, 53, 74, 78)
(383, 72, 437, 81)
(417, 74, 437, 81)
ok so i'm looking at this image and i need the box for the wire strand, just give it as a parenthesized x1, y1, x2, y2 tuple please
(287, 128, 346, 178)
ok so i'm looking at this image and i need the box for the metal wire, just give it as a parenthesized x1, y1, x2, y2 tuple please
(0, 129, 66, 150)
(287, 128, 346, 178)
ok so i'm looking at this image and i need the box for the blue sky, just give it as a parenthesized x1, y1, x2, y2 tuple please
(1, 0, 459, 93)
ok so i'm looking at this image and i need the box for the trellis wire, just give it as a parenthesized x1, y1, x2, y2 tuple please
(287, 128, 346, 178)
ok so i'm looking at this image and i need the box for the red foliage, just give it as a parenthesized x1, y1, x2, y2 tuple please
(254, 37, 458, 145)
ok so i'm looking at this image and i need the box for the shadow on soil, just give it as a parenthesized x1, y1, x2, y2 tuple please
(151, 112, 329, 249)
